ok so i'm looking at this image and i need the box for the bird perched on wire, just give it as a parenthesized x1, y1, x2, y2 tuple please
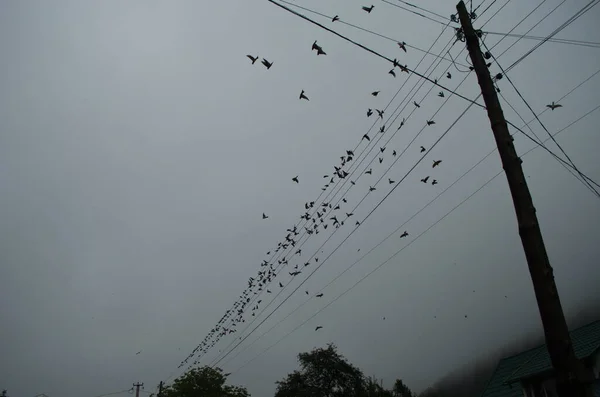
(299, 90, 309, 101)
(261, 58, 273, 69)
(362, 5, 374, 13)
(399, 64, 409, 74)
(546, 101, 562, 110)
(376, 109, 384, 119)
(246, 55, 258, 64)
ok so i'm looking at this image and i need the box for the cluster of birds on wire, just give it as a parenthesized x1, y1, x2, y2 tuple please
(177, 3, 567, 371)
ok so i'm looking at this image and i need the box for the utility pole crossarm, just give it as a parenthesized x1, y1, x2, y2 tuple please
(455, 2, 592, 397)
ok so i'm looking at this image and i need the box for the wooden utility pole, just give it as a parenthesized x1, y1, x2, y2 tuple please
(133, 382, 144, 397)
(456, 2, 591, 396)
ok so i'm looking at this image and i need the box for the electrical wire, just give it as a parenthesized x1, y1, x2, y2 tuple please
(276, 0, 469, 68)
(483, 31, 600, 49)
(227, 99, 600, 376)
(216, 42, 470, 370)
(396, 0, 450, 21)
(201, 21, 459, 370)
(506, 0, 600, 72)
(174, 0, 600, 374)
(483, 40, 600, 197)
(487, 0, 549, 52)
(492, 0, 567, 57)
(380, 0, 449, 26)
(200, 0, 598, 371)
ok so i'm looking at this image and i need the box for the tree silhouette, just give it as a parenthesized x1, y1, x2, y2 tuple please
(163, 366, 249, 397)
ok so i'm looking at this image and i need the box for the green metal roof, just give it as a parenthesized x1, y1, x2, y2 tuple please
(480, 319, 600, 397)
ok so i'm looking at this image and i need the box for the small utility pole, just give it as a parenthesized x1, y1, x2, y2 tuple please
(456, 2, 591, 396)
(133, 382, 144, 397)
(157, 381, 163, 397)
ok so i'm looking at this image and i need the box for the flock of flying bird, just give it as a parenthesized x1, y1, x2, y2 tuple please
(177, 3, 567, 370)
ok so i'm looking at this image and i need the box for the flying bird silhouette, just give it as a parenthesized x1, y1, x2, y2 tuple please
(380, 147, 386, 153)
(299, 90, 309, 100)
(371, 91, 380, 96)
(379, 125, 385, 133)
(363, 134, 371, 141)
(546, 102, 562, 110)
(292, 176, 299, 183)
(389, 178, 395, 184)
(432, 179, 438, 185)
(420, 146, 426, 153)
(365, 168, 372, 175)
(367, 108, 373, 117)
(446, 72, 452, 79)
(316, 293, 324, 297)
(379, 157, 383, 164)
(438, 91, 445, 97)
(315, 326, 323, 331)
(432, 160, 442, 168)
(262, 213, 268, 219)
(397, 41, 407, 52)
(261, 58, 273, 69)
(369, 186, 376, 192)
(400, 231, 408, 238)
(376, 109, 384, 118)
(136, 351, 141, 355)
(246, 55, 258, 64)
(389, 69, 396, 77)
(413, 101, 420, 108)
(332, 15, 340, 22)
(421, 176, 430, 183)
(393, 150, 397, 156)
(427, 120, 435, 126)
(362, 5, 374, 13)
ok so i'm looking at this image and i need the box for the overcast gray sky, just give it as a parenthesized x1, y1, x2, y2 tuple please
(1, 0, 599, 396)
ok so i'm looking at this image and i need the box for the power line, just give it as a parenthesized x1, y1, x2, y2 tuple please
(203, 21, 459, 370)
(380, 0, 449, 26)
(218, 50, 600, 372)
(217, 47, 472, 370)
(492, 0, 566, 58)
(212, 85, 480, 369)
(483, 31, 600, 49)
(396, 0, 451, 21)
(487, 0, 549, 52)
(202, 0, 596, 370)
(276, 0, 469, 68)
(268, 0, 487, 109)
(506, 0, 600, 72)
(227, 99, 600, 376)
(483, 40, 600, 197)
